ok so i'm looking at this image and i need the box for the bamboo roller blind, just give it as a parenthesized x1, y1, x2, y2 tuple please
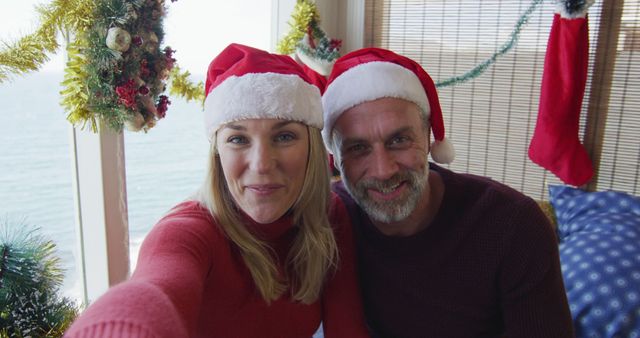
(364, 0, 640, 199)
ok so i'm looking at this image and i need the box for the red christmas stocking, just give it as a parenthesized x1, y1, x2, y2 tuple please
(528, 10, 594, 186)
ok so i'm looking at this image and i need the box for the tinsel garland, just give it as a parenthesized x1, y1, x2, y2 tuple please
(60, 40, 94, 131)
(0, 221, 79, 338)
(275, 0, 342, 77)
(435, 0, 544, 88)
(0, 0, 93, 82)
(276, 0, 319, 55)
(169, 65, 204, 104)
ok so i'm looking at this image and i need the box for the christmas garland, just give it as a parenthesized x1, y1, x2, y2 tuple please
(0, 0, 201, 133)
(277, 0, 342, 76)
(277, 0, 321, 55)
(435, 0, 594, 87)
(60, 0, 176, 132)
(435, 0, 544, 88)
(169, 64, 205, 104)
(0, 220, 79, 338)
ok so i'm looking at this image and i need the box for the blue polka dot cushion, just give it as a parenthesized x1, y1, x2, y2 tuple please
(549, 185, 640, 338)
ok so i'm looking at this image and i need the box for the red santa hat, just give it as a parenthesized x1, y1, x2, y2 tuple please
(321, 47, 455, 164)
(204, 43, 323, 140)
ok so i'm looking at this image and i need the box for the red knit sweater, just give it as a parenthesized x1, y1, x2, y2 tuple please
(64, 193, 369, 338)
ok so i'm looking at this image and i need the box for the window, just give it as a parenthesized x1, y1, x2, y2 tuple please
(1, 0, 274, 302)
(0, 71, 80, 298)
(125, 0, 273, 269)
(364, 0, 640, 198)
(1, 3, 79, 299)
(594, 1, 640, 194)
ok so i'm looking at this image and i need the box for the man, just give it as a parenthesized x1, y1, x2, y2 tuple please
(321, 48, 574, 337)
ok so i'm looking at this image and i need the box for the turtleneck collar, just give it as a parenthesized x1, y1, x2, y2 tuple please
(240, 211, 297, 242)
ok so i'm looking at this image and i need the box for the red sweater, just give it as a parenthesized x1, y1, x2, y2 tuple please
(64, 193, 368, 338)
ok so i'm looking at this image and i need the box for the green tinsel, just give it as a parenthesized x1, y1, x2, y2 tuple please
(435, 0, 544, 88)
(0, 220, 79, 338)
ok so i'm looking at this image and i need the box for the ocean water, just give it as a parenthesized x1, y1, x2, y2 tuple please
(0, 71, 209, 299)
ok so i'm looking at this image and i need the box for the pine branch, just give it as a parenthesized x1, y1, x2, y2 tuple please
(0, 219, 79, 338)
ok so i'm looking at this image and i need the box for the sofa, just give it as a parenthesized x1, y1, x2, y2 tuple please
(546, 185, 640, 338)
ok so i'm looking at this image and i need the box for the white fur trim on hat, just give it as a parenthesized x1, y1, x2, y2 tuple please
(204, 72, 323, 140)
(322, 61, 430, 151)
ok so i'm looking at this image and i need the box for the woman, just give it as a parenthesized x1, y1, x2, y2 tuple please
(64, 44, 368, 337)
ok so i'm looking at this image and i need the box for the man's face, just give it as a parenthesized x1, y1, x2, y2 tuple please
(333, 97, 430, 224)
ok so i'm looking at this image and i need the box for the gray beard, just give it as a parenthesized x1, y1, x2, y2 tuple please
(341, 167, 427, 224)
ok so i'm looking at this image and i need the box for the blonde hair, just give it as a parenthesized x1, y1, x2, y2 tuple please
(197, 126, 338, 304)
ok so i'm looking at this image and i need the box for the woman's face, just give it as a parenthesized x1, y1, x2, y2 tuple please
(216, 119, 309, 224)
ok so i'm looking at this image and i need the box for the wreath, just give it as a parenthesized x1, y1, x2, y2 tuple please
(0, 0, 203, 133)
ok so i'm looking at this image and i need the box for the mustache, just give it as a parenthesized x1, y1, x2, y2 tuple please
(357, 171, 417, 190)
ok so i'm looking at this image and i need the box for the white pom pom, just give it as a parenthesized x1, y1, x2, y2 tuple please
(430, 137, 455, 164)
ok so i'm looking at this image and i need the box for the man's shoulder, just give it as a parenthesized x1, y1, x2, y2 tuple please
(331, 179, 346, 194)
(436, 166, 548, 233)
(331, 180, 353, 205)
(330, 180, 367, 225)
(437, 165, 532, 206)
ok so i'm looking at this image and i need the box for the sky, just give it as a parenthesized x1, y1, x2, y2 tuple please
(0, 0, 273, 75)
